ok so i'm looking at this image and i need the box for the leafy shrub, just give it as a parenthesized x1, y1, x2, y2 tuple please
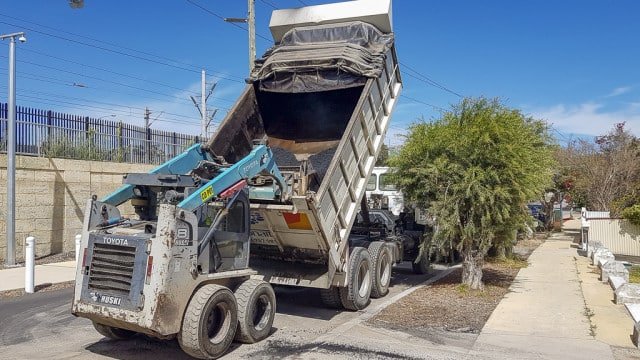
(622, 205, 640, 226)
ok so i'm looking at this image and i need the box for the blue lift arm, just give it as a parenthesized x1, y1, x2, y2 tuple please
(178, 145, 288, 211)
(102, 143, 211, 206)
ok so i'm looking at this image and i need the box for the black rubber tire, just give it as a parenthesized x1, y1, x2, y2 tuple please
(412, 251, 431, 275)
(319, 287, 343, 309)
(178, 284, 238, 359)
(93, 322, 136, 340)
(233, 279, 276, 344)
(340, 247, 372, 311)
(369, 241, 392, 298)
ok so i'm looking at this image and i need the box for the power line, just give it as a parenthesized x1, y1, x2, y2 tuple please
(0, 12, 239, 80)
(0, 19, 244, 82)
(0, 54, 198, 102)
(400, 95, 447, 112)
(0, 83, 214, 121)
(185, 0, 272, 42)
(0, 90, 202, 126)
(258, 0, 279, 10)
(0, 58, 237, 107)
(9, 45, 200, 94)
(400, 61, 463, 98)
(297, 0, 309, 5)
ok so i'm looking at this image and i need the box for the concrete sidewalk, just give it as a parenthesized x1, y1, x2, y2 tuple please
(471, 226, 616, 359)
(0, 261, 76, 292)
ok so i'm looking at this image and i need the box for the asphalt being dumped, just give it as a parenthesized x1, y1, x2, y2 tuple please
(271, 146, 338, 189)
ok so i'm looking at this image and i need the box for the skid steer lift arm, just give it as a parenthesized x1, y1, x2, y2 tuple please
(178, 144, 288, 211)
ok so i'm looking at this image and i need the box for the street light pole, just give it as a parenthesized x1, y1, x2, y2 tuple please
(1, 31, 26, 266)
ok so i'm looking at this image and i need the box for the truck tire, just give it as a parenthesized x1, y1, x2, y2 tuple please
(178, 284, 238, 359)
(234, 279, 276, 344)
(320, 287, 343, 309)
(412, 251, 431, 275)
(340, 247, 373, 311)
(92, 322, 136, 340)
(369, 241, 392, 298)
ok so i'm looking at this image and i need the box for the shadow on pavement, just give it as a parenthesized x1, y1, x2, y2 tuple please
(85, 336, 191, 360)
(273, 285, 342, 320)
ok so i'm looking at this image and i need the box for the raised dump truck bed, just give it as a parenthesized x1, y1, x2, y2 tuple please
(205, 5, 402, 288)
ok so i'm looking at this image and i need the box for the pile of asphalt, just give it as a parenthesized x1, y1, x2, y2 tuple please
(272, 146, 337, 185)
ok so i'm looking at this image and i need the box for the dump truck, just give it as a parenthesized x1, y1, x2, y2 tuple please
(71, 1, 402, 358)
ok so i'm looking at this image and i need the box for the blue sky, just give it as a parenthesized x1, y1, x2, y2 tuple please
(1, 0, 639, 145)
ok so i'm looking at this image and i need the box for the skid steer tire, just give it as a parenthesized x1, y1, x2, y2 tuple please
(369, 241, 392, 298)
(178, 284, 237, 359)
(93, 322, 136, 340)
(412, 251, 431, 275)
(234, 279, 276, 344)
(340, 247, 373, 311)
(319, 287, 343, 309)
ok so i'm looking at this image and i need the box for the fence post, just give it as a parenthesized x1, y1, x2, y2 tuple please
(173, 132, 177, 158)
(0, 103, 4, 141)
(146, 126, 152, 164)
(84, 116, 90, 140)
(46, 110, 52, 141)
(118, 121, 123, 162)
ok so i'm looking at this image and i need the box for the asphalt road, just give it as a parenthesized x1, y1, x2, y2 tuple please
(0, 262, 438, 360)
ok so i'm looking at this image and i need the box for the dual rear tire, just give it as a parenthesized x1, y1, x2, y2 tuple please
(178, 280, 276, 359)
(320, 244, 393, 310)
(368, 242, 392, 298)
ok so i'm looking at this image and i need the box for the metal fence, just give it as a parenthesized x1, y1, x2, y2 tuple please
(588, 218, 640, 257)
(0, 103, 201, 164)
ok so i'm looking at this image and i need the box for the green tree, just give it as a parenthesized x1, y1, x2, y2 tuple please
(389, 98, 554, 289)
(560, 123, 640, 214)
(376, 144, 390, 166)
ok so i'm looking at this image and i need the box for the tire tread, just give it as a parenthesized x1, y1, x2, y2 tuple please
(369, 241, 391, 298)
(234, 279, 275, 344)
(178, 284, 234, 359)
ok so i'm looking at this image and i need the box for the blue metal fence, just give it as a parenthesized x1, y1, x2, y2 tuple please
(0, 103, 201, 164)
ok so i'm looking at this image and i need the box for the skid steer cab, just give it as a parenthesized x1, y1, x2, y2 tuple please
(71, 144, 285, 359)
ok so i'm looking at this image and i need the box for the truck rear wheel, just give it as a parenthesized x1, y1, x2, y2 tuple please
(178, 284, 238, 359)
(369, 242, 392, 298)
(340, 247, 372, 310)
(93, 322, 136, 340)
(320, 287, 343, 309)
(234, 279, 276, 344)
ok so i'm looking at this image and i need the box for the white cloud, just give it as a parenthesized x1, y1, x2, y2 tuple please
(605, 86, 632, 98)
(530, 102, 640, 137)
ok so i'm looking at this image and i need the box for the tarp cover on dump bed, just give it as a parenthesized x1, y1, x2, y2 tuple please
(251, 21, 394, 93)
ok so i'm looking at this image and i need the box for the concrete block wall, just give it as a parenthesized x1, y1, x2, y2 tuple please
(0, 155, 153, 261)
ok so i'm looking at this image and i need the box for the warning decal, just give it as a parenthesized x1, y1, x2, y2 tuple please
(282, 212, 313, 230)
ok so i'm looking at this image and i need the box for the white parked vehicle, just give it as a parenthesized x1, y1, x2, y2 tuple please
(366, 167, 404, 216)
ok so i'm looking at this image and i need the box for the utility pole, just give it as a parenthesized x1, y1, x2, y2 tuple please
(1, 31, 26, 267)
(225, 0, 256, 74)
(190, 73, 217, 141)
(201, 70, 206, 139)
(144, 107, 151, 163)
(248, 0, 256, 73)
(144, 107, 150, 129)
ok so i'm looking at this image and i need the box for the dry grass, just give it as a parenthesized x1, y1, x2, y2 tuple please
(369, 239, 542, 334)
(629, 266, 640, 284)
